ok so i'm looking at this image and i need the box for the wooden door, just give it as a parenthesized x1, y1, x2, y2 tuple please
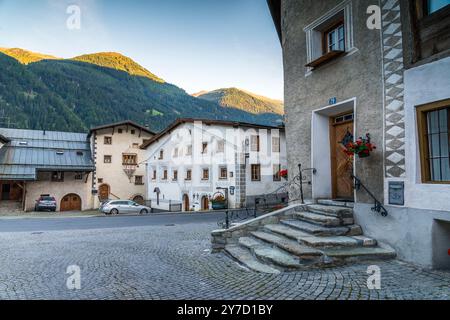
(331, 116, 354, 200)
(99, 184, 110, 201)
(60, 194, 82, 212)
(1, 183, 10, 200)
(183, 194, 189, 211)
(201, 196, 209, 211)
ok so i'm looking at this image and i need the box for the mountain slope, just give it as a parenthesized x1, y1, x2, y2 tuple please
(194, 88, 284, 115)
(0, 51, 282, 133)
(0, 48, 59, 65)
(72, 52, 164, 83)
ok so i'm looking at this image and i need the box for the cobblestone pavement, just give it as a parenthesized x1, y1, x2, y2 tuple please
(0, 221, 448, 300)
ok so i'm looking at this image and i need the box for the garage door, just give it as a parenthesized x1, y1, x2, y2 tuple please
(60, 194, 82, 212)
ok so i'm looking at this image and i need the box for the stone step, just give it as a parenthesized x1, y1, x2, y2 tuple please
(298, 235, 368, 248)
(306, 204, 354, 218)
(323, 243, 396, 261)
(224, 245, 280, 274)
(250, 231, 323, 260)
(280, 219, 362, 236)
(238, 237, 302, 269)
(317, 199, 354, 208)
(264, 224, 312, 241)
(294, 211, 350, 227)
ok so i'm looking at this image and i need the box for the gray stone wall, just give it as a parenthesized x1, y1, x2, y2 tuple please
(280, 0, 385, 203)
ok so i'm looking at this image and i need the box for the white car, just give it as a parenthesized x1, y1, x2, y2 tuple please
(100, 200, 151, 215)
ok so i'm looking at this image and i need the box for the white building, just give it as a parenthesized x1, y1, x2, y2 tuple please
(141, 119, 287, 212)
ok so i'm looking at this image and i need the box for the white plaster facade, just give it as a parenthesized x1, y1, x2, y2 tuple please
(143, 120, 287, 211)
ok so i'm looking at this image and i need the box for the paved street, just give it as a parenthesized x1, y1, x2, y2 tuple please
(0, 214, 449, 300)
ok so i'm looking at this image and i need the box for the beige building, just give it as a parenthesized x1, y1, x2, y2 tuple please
(89, 121, 155, 208)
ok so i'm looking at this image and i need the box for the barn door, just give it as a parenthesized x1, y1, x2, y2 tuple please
(60, 194, 82, 212)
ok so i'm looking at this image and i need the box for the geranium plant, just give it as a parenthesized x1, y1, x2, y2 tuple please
(343, 134, 376, 158)
(279, 169, 288, 179)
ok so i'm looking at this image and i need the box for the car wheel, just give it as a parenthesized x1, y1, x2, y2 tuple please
(140, 209, 148, 215)
(111, 208, 119, 215)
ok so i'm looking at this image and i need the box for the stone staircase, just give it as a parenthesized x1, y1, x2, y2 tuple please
(221, 200, 396, 274)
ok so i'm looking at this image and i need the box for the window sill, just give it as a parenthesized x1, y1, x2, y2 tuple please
(305, 50, 346, 69)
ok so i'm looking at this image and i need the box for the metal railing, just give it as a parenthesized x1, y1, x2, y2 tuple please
(351, 174, 388, 217)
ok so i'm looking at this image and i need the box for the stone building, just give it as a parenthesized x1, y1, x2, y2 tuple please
(89, 121, 155, 208)
(0, 128, 95, 212)
(141, 118, 287, 212)
(267, 0, 450, 269)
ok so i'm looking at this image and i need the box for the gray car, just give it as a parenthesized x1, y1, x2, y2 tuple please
(100, 200, 151, 215)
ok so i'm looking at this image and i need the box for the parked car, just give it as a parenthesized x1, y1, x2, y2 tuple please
(100, 200, 151, 215)
(35, 195, 57, 212)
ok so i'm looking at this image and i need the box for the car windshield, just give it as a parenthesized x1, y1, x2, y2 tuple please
(41, 197, 55, 201)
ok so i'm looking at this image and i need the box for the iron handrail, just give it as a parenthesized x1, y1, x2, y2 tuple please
(351, 174, 388, 217)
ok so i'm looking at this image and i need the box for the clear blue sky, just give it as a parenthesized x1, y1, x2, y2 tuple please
(0, 0, 283, 100)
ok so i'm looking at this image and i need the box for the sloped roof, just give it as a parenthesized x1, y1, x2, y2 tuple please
(88, 120, 156, 137)
(0, 128, 95, 181)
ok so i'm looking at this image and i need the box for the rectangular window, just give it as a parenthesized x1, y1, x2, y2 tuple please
(135, 176, 144, 185)
(251, 164, 261, 181)
(122, 154, 137, 165)
(74, 173, 83, 180)
(162, 170, 168, 180)
(202, 168, 210, 180)
(152, 170, 157, 180)
(186, 169, 192, 181)
(251, 135, 260, 152)
(118, 129, 123, 134)
(202, 142, 208, 154)
(173, 170, 178, 181)
(104, 155, 112, 163)
(219, 166, 228, 179)
(272, 136, 280, 153)
(217, 140, 225, 153)
(325, 23, 345, 53)
(104, 136, 112, 145)
(186, 145, 192, 156)
(173, 148, 179, 158)
(132, 143, 139, 149)
(51, 171, 64, 182)
(131, 129, 136, 135)
(427, 0, 450, 14)
(273, 164, 281, 181)
(159, 150, 164, 160)
(417, 100, 450, 183)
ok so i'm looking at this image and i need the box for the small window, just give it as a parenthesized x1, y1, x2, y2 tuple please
(75, 173, 83, 180)
(186, 145, 192, 156)
(417, 100, 450, 183)
(324, 22, 345, 53)
(104, 137, 112, 145)
(202, 142, 208, 154)
(152, 170, 157, 180)
(173, 170, 178, 181)
(186, 169, 192, 181)
(427, 0, 450, 14)
(173, 148, 179, 158)
(219, 167, 228, 180)
(118, 129, 123, 134)
(251, 135, 260, 152)
(162, 169, 168, 180)
(135, 176, 144, 185)
(251, 164, 261, 181)
(131, 129, 136, 135)
(159, 149, 164, 160)
(122, 154, 137, 165)
(76, 151, 84, 156)
(19, 141, 28, 146)
(98, 178, 103, 183)
(217, 140, 225, 153)
(132, 143, 139, 149)
(104, 155, 112, 163)
(273, 164, 281, 181)
(202, 168, 209, 180)
(51, 171, 64, 182)
(272, 137, 280, 153)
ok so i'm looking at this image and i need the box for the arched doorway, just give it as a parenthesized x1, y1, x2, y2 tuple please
(99, 184, 110, 201)
(133, 195, 144, 205)
(201, 196, 209, 211)
(60, 194, 82, 212)
(183, 194, 190, 212)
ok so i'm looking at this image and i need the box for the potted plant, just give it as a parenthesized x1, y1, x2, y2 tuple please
(343, 134, 376, 158)
(211, 193, 227, 210)
(279, 169, 288, 180)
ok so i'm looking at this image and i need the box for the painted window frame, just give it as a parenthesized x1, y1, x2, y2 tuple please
(416, 98, 450, 184)
(251, 164, 261, 181)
